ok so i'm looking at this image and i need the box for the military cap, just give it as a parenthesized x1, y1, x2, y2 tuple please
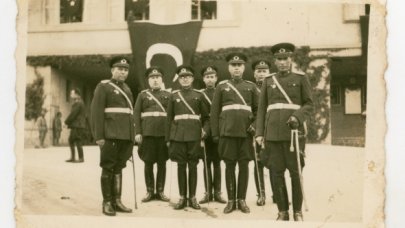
(110, 56, 130, 68)
(226, 52, 247, 64)
(176, 65, 194, 77)
(145, 66, 164, 77)
(251, 60, 271, 70)
(271, 43, 295, 58)
(201, 65, 218, 76)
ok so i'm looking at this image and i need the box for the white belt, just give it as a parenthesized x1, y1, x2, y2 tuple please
(141, 112, 167, 118)
(174, 114, 200, 120)
(104, 107, 133, 114)
(222, 104, 251, 112)
(267, 103, 301, 112)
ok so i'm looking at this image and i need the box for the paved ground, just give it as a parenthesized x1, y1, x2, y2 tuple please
(19, 144, 364, 223)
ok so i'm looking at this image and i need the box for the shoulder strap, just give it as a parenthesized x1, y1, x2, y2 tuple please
(271, 75, 293, 104)
(177, 91, 196, 115)
(145, 91, 166, 112)
(201, 90, 212, 105)
(107, 82, 133, 110)
(226, 82, 247, 105)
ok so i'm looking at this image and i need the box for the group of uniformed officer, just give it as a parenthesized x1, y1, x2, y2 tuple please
(90, 42, 313, 222)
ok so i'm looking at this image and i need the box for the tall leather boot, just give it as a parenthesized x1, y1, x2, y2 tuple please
(100, 173, 115, 216)
(254, 161, 266, 206)
(156, 162, 169, 202)
(223, 163, 236, 214)
(269, 171, 276, 203)
(142, 163, 155, 202)
(66, 143, 76, 162)
(213, 161, 226, 204)
(199, 159, 212, 204)
(188, 163, 200, 209)
(75, 141, 84, 163)
(237, 161, 250, 213)
(275, 174, 289, 221)
(112, 173, 132, 213)
(291, 175, 304, 221)
(174, 163, 187, 210)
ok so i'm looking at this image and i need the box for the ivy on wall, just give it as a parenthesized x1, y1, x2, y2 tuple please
(26, 46, 331, 143)
(25, 68, 46, 121)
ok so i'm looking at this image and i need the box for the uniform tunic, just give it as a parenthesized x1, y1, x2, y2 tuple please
(166, 88, 210, 163)
(90, 79, 135, 170)
(133, 89, 170, 162)
(210, 79, 259, 161)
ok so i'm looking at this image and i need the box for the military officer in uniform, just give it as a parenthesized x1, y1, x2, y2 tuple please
(134, 66, 170, 203)
(166, 65, 210, 210)
(90, 56, 134, 216)
(251, 60, 276, 206)
(210, 53, 259, 214)
(255, 43, 313, 221)
(65, 88, 87, 163)
(198, 66, 226, 204)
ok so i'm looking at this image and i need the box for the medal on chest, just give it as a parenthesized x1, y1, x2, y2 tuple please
(224, 87, 230, 92)
(271, 84, 276, 89)
(113, 89, 119, 94)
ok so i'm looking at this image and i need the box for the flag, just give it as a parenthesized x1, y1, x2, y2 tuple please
(127, 21, 203, 91)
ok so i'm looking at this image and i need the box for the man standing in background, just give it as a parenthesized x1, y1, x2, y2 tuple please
(65, 88, 86, 163)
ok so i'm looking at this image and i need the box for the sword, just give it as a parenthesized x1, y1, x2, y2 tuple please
(292, 129, 308, 211)
(131, 153, 138, 209)
(252, 138, 264, 204)
(201, 140, 210, 206)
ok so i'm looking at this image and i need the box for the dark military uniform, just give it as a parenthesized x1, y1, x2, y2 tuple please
(251, 60, 276, 206)
(133, 67, 171, 202)
(198, 66, 226, 204)
(166, 65, 210, 210)
(90, 56, 134, 216)
(210, 53, 259, 214)
(256, 43, 313, 221)
(65, 96, 86, 162)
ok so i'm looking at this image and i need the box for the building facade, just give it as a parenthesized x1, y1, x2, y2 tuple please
(25, 0, 368, 147)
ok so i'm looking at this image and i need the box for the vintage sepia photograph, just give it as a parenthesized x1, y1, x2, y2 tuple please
(15, 0, 386, 227)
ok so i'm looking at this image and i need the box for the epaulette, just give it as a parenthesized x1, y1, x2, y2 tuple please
(218, 80, 228, 85)
(292, 69, 305, 75)
(171, 89, 180, 94)
(193, 89, 203, 93)
(245, 80, 255, 85)
(140, 89, 149, 93)
(101, 79, 110, 84)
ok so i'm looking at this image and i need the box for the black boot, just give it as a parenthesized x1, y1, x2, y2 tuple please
(174, 163, 187, 210)
(112, 174, 132, 213)
(199, 192, 211, 204)
(213, 161, 226, 204)
(254, 161, 266, 206)
(276, 211, 290, 221)
(66, 143, 76, 162)
(237, 199, 250, 214)
(269, 171, 276, 203)
(142, 163, 155, 202)
(188, 163, 200, 209)
(174, 196, 187, 210)
(75, 142, 84, 163)
(237, 160, 250, 211)
(189, 197, 201, 210)
(101, 174, 116, 216)
(293, 211, 304, 221)
(223, 162, 236, 214)
(200, 159, 213, 204)
(156, 163, 169, 202)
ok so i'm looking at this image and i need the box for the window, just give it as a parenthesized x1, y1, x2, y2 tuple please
(330, 85, 341, 105)
(60, 0, 84, 23)
(191, 0, 217, 20)
(125, 0, 150, 21)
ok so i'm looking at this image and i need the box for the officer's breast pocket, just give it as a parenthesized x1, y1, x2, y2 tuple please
(286, 82, 300, 99)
